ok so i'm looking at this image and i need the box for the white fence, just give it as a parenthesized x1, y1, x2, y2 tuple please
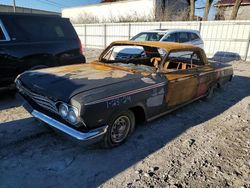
(73, 20, 250, 61)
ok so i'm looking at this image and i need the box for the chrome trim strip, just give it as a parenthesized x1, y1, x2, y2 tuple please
(30, 109, 108, 141)
(198, 67, 231, 76)
(85, 82, 166, 105)
(0, 19, 11, 42)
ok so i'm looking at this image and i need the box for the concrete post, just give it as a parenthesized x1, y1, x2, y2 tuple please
(198, 21, 202, 33)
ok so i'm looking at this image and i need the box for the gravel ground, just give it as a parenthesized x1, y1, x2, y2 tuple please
(0, 50, 249, 187)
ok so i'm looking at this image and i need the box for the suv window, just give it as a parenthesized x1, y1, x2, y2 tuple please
(162, 33, 178, 42)
(178, 32, 190, 43)
(0, 28, 5, 40)
(4, 16, 77, 41)
(132, 32, 164, 41)
(133, 33, 147, 41)
(190, 33, 200, 41)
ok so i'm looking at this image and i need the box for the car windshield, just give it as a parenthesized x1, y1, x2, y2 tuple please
(100, 45, 167, 73)
(131, 32, 165, 41)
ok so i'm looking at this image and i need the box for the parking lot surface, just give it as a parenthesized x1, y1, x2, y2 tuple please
(0, 51, 249, 187)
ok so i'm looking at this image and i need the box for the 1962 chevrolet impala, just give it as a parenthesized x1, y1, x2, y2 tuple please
(16, 41, 233, 147)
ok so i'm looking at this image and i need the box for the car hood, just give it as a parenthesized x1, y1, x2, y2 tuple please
(18, 62, 145, 102)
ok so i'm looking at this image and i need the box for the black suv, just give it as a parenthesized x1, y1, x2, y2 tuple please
(0, 13, 85, 88)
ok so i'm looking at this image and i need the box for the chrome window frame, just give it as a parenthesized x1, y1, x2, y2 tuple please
(0, 19, 11, 42)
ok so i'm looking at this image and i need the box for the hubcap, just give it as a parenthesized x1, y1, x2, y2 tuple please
(110, 115, 130, 143)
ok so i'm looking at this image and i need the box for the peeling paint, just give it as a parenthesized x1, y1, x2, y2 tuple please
(106, 96, 132, 108)
(146, 88, 165, 107)
(141, 77, 156, 84)
(28, 63, 134, 80)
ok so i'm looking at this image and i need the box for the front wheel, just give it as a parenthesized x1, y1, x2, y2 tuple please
(103, 110, 135, 148)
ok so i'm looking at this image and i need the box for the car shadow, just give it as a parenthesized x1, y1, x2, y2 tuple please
(0, 75, 249, 187)
(0, 89, 24, 111)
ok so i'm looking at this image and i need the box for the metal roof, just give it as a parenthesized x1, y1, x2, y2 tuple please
(216, 0, 250, 6)
(109, 40, 201, 52)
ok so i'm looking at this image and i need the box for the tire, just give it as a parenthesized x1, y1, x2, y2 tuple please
(103, 110, 135, 148)
(205, 84, 215, 99)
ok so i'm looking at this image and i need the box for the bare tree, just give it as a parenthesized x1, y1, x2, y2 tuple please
(203, 0, 213, 21)
(230, 0, 242, 20)
(189, 0, 195, 20)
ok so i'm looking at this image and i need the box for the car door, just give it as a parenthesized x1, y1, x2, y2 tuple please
(165, 68, 199, 107)
(163, 50, 200, 107)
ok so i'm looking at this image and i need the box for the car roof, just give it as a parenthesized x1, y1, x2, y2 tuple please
(141, 29, 200, 34)
(110, 40, 202, 52)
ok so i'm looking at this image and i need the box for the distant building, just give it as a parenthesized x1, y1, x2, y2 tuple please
(62, 0, 189, 23)
(0, 4, 60, 16)
(215, 0, 250, 20)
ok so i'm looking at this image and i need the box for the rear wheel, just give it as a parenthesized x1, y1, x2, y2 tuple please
(103, 110, 135, 148)
(205, 84, 216, 99)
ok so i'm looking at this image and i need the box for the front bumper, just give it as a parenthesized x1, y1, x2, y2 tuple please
(23, 102, 108, 141)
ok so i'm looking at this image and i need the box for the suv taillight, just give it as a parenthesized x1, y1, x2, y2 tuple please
(78, 38, 84, 54)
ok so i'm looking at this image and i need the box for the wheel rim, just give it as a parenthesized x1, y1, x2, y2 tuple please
(110, 115, 131, 143)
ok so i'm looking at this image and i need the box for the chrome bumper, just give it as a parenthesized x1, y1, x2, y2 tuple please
(23, 102, 108, 141)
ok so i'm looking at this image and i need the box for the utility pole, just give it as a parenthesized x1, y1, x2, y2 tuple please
(13, 0, 16, 13)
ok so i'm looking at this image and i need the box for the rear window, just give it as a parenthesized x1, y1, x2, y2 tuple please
(190, 33, 200, 41)
(3, 16, 77, 41)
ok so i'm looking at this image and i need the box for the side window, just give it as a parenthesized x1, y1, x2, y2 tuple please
(0, 28, 6, 40)
(148, 33, 161, 41)
(133, 34, 147, 41)
(190, 33, 200, 41)
(9, 17, 75, 41)
(168, 51, 193, 59)
(178, 32, 190, 43)
(168, 50, 203, 65)
(162, 33, 178, 42)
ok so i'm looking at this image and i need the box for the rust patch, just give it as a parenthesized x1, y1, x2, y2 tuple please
(166, 73, 199, 107)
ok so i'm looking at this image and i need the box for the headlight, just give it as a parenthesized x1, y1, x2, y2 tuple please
(68, 108, 78, 124)
(59, 103, 69, 119)
(58, 102, 80, 125)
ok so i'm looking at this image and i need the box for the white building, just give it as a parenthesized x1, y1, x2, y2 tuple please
(62, 0, 189, 23)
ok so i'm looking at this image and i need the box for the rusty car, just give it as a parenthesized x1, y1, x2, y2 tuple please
(15, 41, 233, 147)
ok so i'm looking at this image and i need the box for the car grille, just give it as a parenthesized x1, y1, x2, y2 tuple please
(17, 81, 58, 114)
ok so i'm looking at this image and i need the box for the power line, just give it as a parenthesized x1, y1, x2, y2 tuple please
(43, 0, 66, 7)
(36, 0, 62, 8)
